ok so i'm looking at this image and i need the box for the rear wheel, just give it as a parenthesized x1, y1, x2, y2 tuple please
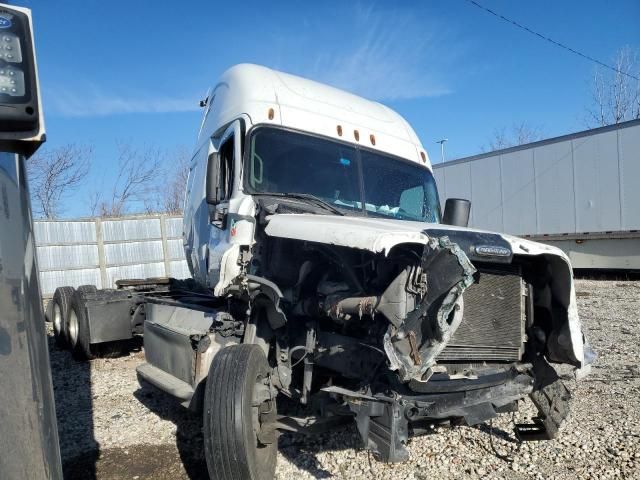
(68, 290, 97, 361)
(44, 299, 54, 323)
(52, 287, 75, 348)
(77, 285, 97, 296)
(203, 344, 277, 480)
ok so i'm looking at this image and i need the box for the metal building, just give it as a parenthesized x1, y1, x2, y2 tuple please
(433, 119, 640, 270)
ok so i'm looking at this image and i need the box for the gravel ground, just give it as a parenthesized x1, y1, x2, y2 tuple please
(49, 279, 640, 479)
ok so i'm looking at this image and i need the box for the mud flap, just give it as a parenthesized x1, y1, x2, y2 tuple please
(515, 357, 571, 441)
(350, 398, 410, 463)
(384, 236, 476, 382)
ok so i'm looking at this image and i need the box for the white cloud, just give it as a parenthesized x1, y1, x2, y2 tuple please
(45, 85, 200, 117)
(299, 4, 455, 101)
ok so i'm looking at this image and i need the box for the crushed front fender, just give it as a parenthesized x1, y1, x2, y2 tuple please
(384, 236, 476, 382)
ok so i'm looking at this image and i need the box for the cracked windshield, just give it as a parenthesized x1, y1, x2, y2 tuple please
(247, 127, 441, 222)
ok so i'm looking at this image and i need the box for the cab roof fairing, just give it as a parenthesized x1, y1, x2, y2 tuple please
(196, 64, 431, 169)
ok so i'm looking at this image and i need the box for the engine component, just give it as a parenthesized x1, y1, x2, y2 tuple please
(437, 269, 527, 362)
(383, 236, 476, 382)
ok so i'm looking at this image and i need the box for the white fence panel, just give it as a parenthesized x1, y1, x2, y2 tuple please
(34, 221, 96, 244)
(39, 269, 103, 293)
(104, 241, 164, 266)
(36, 245, 99, 270)
(34, 215, 190, 296)
(102, 218, 162, 241)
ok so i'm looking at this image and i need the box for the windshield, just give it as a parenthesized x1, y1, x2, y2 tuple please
(246, 127, 441, 223)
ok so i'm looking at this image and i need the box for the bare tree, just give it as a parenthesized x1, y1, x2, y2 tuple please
(484, 122, 543, 152)
(27, 144, 91, 218)
(149, 146, 190, 215)
(91, 143, 163, 217)
(586, 46, 640, 127)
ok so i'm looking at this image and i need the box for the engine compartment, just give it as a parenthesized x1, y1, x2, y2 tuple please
(225, 225, 575, 461)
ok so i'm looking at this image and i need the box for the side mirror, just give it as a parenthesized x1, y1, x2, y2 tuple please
(205, 153, 219, 205)
(443, 198, 471, 227)
(0, 4, 45, 157)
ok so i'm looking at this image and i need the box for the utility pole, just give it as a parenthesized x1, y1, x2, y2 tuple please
(436, 138, 448, 164)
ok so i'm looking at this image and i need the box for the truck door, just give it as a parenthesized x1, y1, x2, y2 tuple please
(182, 141, 211, 284)
(206, 120, 255, 295)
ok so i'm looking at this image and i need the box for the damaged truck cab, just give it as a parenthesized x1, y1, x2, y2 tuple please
(176, 65, 592, 468)
(57, 64, 593, 479)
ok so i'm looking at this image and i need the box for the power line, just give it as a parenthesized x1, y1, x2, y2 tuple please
(464, 0, 640, 82)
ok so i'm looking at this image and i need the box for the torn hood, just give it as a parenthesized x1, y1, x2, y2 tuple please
(264, 213, 591, 372)
(264, 213, 566, 258)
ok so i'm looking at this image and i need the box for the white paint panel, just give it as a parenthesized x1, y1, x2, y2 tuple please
(36, 245, 99, 270)
(500, 149, 537, 235)
(39, 268, 102, 296)
(102, 218, 161, 241)
(619, 126, 640, 229)
(104, 240, 164, 266)
(469, 156, 502, 232)
(34, 221, 96, 244)
(105, 263, 166, 288)
(165, 217, 183, 238)
(169, 260, 191, 279)
(572, 131, 621, 233)
(541, 238, 640, 269)
(534, 141, 575, 234)
(167, 239, 185, 260)
(441, 163, 473, 225)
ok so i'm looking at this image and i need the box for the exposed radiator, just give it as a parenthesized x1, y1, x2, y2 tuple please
(438, 269, 526, 362)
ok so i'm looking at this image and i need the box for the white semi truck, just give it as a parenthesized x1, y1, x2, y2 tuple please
(51, 64, 593, 480)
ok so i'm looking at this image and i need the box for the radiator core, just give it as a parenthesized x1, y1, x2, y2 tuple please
(438, 270, 526, 362)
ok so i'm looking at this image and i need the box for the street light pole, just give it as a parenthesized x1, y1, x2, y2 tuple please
(436, 139, 448, 164)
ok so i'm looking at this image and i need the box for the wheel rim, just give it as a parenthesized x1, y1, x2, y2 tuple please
(53, 304, 62, 335)
(252, 373, 277, 465)
(68, 309, 79, 347)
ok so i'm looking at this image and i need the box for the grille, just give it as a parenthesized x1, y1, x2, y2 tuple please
(438, 269, 526, 362)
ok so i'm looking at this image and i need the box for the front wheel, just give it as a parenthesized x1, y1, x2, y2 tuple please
(203, 344, 277, 480)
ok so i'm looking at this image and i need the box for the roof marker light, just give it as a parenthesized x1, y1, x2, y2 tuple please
(353, 129, 359, 141)
(336, 125, 342, 136)
(267, 107, 274, 120)
(420, 152, 427, 163)
(370, 134, 376, 145)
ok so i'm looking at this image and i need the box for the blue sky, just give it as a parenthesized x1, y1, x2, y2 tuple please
(22, 0, 640, 217)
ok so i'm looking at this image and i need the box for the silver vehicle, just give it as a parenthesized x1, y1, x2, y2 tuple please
(0, 3, 63, 479)
(54, 64, 593, 480)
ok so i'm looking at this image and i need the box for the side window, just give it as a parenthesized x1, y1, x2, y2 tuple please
(218, 135, 234, 201)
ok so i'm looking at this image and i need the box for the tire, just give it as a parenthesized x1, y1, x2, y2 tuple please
(203, 344, 277, 480)
(44, 299, 54, 323)
(77, 285, 97, 296)
(52, 287, 75, 348)
(68, 290, 97, 361)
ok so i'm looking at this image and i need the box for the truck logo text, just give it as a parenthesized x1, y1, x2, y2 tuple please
(473, 245, 512, 257)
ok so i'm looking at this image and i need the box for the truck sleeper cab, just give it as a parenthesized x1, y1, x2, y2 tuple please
(51, 64, 593, 480)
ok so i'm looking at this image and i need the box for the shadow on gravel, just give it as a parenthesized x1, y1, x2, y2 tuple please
(475, 422, 520, 444)
(48, 335, 98, 479)
(133, 382, 209, 480)
(135, 384, 364, 480)
(277, 424, 362, 479)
